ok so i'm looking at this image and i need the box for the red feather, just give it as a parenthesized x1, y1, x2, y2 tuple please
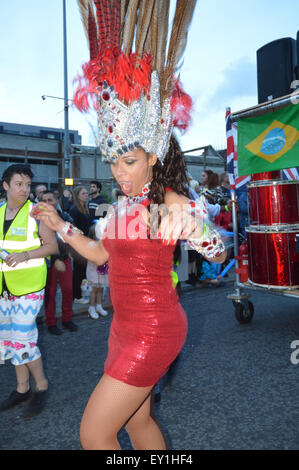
(111, 0, 121, 49)
(102, 0, 112, 48)
(88, 4, 98, 60)
(170, 79, 193, 132)
(94, 0, 107, 54)
(73, 51, 152, 112)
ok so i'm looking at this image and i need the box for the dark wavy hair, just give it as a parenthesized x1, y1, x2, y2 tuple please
(2, 164, 34, 185)
(148, 134, 189, 206)
(203, 169, 219, 189)
(145, 134, 190, 238)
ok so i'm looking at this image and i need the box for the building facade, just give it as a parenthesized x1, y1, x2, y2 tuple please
(0, 122, 81, 191)
(0, 121, 226, 198)
(183, 145, 226, 181)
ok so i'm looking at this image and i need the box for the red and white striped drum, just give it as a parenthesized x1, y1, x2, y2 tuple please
(246, 225, 299, 289)
(248, 179, 299, 225)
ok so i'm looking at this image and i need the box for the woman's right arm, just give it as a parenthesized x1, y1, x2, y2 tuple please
(59, 230, 109, 266)
(31, 203, 109, 266)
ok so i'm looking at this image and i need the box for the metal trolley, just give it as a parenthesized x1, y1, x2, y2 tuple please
(226, 92, 299, 324)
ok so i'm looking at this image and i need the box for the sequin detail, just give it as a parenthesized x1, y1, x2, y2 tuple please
(102, 203, 187, 387)
(127, 182, 151, 205)
(97, 71, 173, 163)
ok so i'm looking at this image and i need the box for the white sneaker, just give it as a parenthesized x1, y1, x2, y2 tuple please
(74, 298, 89, 304)
(96, 304, 108, 317)
(88, 306, 99, 319)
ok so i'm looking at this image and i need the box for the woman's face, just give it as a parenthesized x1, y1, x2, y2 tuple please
(64, 189, 71, 199)
(110, 148, 157, 197)
(78, 187, 89, 204)
(201, 172, 208, 185)
(222, 173, 230, 187)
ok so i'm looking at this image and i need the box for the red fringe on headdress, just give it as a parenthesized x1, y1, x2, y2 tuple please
(73, 50, 152, 113)
(170, 79, 193, 132)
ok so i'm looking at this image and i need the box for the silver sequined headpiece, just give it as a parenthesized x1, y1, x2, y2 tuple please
(97, 71, 173, 163)
(75, 1, 197, 163)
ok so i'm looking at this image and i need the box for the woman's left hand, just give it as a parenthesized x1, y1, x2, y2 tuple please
(5, 252, 28, 267)
(30, 202, 64, 233)
(157, 206, 201, 245)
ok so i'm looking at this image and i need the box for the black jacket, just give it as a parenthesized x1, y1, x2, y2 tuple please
(88, 195, 107, 219)
(69, 205, 93, 236)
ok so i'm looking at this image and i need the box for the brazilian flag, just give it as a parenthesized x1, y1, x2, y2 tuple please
(238, 103, 299, 176)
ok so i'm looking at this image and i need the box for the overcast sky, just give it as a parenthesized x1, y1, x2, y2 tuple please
(1, 0, 298, 153)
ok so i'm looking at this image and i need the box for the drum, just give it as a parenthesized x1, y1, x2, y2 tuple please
(251, 170, 282, 181)
(248, 179, 299, 225)
(246, 225, 299, 288)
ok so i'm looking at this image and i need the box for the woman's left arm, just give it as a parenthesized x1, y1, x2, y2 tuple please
(160, 191, 227, 264)
(29, 221, 58, 258)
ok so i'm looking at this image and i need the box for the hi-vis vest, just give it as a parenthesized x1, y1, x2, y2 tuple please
(0, 200, 47, 296)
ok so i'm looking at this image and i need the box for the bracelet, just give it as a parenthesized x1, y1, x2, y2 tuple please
(188, 225, 225, 259)
(23, 251, 30, 262)
(187, 199, 225, 258)
(58, 222, 83, 242)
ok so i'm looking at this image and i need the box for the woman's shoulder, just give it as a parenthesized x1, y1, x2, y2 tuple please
(69, 205, 82, 222)
(164, 189, 189, 207)
(69, 205, 85, 216)
(69, 204, 77, 213)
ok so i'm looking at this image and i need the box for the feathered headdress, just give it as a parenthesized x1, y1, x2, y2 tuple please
(74, 0, 197, 162)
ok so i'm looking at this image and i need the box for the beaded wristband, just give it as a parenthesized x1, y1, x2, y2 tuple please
(187, 199, 225, 259)
(58, 222, 83, 242)
(187, 225, 225, 259)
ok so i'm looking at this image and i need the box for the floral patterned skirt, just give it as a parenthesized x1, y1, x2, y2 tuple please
(0, 289, 44, 366)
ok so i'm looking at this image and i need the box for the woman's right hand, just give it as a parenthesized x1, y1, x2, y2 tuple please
(54, 259, 66, 272)
(30, 203, 64, 233)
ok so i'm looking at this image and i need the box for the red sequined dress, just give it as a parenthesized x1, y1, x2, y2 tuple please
(102, 193, 188, 387)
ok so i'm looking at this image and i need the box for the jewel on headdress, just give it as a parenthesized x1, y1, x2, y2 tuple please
(102, 92, 110, 101)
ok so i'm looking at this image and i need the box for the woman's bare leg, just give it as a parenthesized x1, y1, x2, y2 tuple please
(89, 287, 96, 307)
(79, 374, 155, 450)
(15, 364, 30, 393)
(96, 287, 103, 305)
(125, 394, 167, 450)
(26, 357, 48, 391)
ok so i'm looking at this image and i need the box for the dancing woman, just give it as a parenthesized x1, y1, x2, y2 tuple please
(31, 0, 226, 449)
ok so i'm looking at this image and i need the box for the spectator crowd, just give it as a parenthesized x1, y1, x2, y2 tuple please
(0, 164, 248, 417)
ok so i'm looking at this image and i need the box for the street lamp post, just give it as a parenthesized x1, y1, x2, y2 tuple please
(62, 0, 71, 180)
(41, 95, 73, 177)
(41, 1, 71, 182)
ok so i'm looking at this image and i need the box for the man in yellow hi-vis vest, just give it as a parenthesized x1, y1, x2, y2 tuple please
(0, 164, 57, 418)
